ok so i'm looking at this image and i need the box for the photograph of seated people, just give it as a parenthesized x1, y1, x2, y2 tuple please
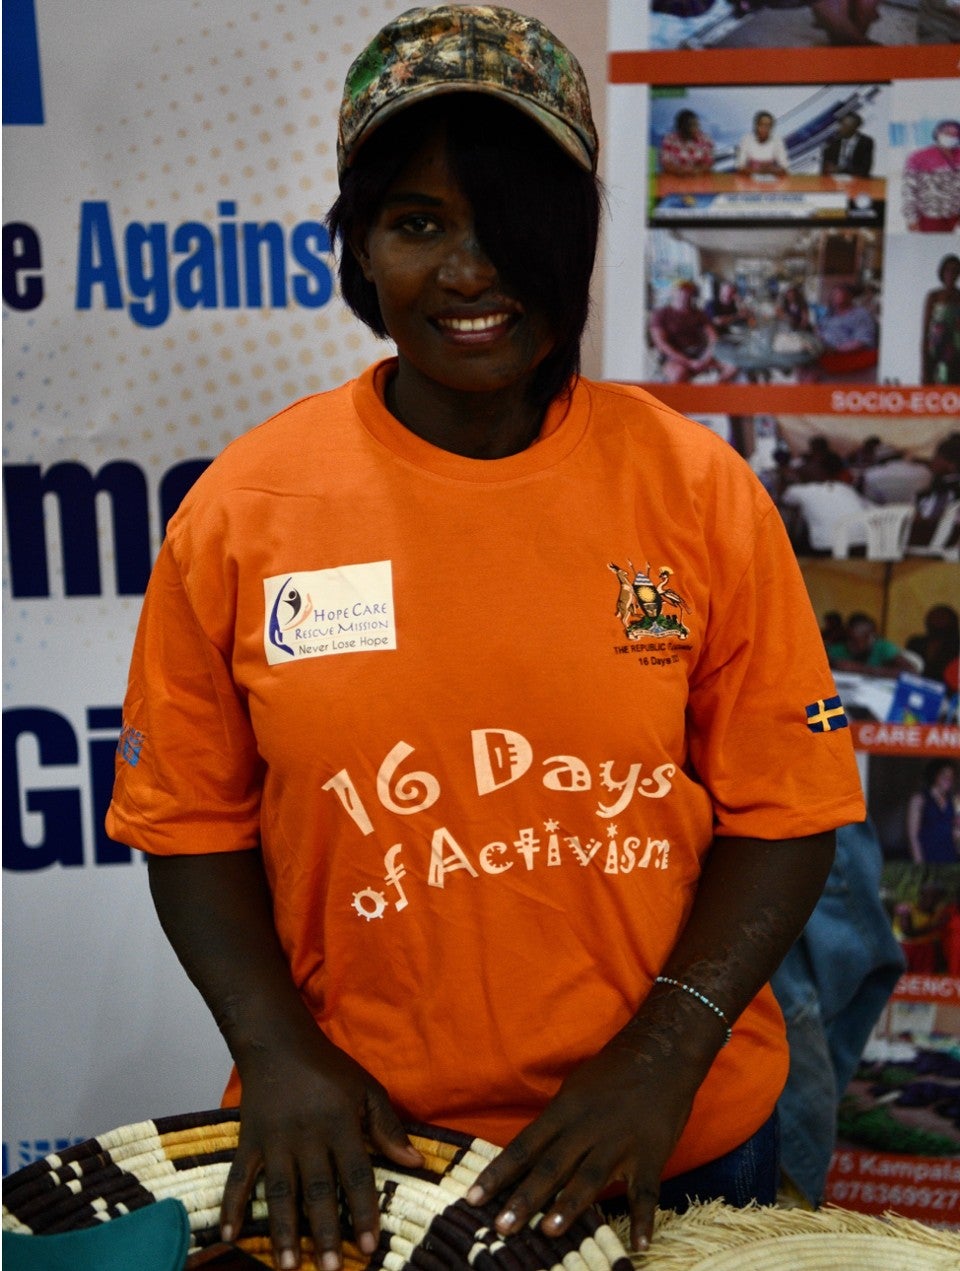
(820, 112, 875, 178)
(645, 225, 881, 384)
(647, 86, 888, 224)
(736, 110, 788, 176)
(657, 108, 715, 175)
(749, 420, 959, 561)
(826, 612, 919, 679)
(647, 279, 739, 382)
(648, 0, 918, 50)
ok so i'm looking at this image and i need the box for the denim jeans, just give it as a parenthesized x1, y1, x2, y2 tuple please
(601, 1110, 780, 1218)
(657, 1110, 780, 1211)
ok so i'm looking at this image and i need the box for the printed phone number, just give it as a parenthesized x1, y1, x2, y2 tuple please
(827, 1180, 959, 1209)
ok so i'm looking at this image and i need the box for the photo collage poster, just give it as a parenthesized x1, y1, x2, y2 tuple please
(604, 0, 960, 1225)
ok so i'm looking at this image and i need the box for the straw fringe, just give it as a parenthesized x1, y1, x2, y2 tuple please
(612, 1199, 960, 1269)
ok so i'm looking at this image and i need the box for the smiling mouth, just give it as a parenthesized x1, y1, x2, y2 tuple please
(435, 312, 515, 335)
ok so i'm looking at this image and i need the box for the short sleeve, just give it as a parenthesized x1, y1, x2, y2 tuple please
(105, 536, 264, 856)
(686, 501, 865, 840)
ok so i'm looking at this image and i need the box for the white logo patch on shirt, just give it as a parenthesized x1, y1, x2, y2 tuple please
(263, 560, 396, 664)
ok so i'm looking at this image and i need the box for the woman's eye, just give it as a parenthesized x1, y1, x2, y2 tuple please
(399, 214, 440, 235)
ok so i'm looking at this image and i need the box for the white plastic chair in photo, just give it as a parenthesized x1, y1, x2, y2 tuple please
(832, 503, 915, 561)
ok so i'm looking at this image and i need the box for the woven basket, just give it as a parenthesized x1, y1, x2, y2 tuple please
(624, 1196, 960, 1270)
(1, 1108, 633, 1270)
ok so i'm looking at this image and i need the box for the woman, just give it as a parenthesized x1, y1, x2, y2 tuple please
(902, 120, 960, 233)
(776, 282, 813, 333)
(921, 254, 960, 386)
(658, 109, 715, 176)
(736, 111, 789, 177)
(107, 8, 864, 1268)
(907, 760, 960, 865)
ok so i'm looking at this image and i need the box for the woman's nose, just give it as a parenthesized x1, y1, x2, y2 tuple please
(437, 232, 497, 294)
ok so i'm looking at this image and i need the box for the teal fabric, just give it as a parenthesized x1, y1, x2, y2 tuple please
(2, 1198, 190, 1271)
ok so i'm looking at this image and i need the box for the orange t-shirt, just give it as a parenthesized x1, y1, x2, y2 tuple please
(107, 361, 865, 1175)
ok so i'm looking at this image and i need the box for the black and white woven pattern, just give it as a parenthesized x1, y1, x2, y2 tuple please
(2, 1109, 635, 1271)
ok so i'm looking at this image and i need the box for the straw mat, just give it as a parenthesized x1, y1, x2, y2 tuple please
(619, 1197, 960, 1270)
(1, 1108, 633, 1271)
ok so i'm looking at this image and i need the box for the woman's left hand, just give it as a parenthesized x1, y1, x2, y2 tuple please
(465, 1016, 717, 1253)
(467, 831, 837, 1254)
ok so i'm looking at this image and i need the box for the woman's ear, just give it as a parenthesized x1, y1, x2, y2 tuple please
(349, 232, 374, 283)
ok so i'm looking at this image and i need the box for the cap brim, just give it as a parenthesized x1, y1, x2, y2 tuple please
(339, 80, 596, 177)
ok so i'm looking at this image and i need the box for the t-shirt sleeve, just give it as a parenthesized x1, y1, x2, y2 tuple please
(685, 499, 865, 840)
(105, 535, 264, 856)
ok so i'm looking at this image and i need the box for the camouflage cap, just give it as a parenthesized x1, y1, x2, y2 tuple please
(337, 5, 598, 178)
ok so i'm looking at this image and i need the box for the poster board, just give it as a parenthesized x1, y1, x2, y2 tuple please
(604, 0, 960, 1222)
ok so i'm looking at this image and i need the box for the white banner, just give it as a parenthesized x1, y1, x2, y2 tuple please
(2, 0, 390, 1171)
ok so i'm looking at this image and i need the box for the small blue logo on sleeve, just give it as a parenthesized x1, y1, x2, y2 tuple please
(805, 696, 849, 733)
(117, 723, 145, 766)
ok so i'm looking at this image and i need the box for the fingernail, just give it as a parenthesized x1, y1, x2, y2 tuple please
(321, 1253, 339, 1271)
(496, 1209, 517, 1231)
(280, 1251, 299, 1270)
(359, 1232, 378, 1254)
(220, 1225, 234, 1243)
(543, 1213, 564, 1232)
(632, 1234, 650, 1253)
(466, 1186, 484, 1206)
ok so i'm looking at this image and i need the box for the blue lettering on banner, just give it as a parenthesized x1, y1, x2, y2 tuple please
(2, 0, 45, 125)
(2, 221, 44, 310)
(3, 457, 210, 598)
(75, 200, 335, 327)
(2, 706, 138, 871)
(3, 1137, 87, 1177)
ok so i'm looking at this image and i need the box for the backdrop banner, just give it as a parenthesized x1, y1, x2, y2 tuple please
(2, 0, 390, 1172)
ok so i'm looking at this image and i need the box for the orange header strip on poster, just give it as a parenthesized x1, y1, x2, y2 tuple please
(850, 722, 960, 756)
(609, 44, 959, 85)
(623, 382, 960, 417)
(891, 974, 960, 1003)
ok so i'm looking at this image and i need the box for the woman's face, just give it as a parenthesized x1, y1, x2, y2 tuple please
(356, 126, 555, 400)
(755, 114, 774, 141)
(932, 765, 956, 796)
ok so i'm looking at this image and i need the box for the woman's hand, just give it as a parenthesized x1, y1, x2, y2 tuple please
(222, 1036, 422, 1270)
(146, 850, 421, 1269)
(468, 831, 837, 1253)
(465, 1010, 719, 1253)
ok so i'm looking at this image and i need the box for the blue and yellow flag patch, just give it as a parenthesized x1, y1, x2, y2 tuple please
(805, 695, 849, 733)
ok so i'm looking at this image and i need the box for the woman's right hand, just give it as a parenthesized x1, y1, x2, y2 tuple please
(223, 1036, 422, 1270)
(145, 850, 421, 1270)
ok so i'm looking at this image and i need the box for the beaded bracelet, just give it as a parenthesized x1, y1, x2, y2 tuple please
(654, 975, 733, 1046)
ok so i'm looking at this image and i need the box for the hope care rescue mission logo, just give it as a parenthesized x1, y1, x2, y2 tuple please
(263, 560, 396, 665)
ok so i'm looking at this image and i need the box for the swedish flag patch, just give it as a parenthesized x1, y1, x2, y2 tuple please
(805, 695, 849, 733)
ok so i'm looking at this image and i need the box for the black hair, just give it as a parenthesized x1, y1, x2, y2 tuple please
(938, 254, 960, 284)
(674, 108, 699, 136)
(326, 94, 602, 412)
